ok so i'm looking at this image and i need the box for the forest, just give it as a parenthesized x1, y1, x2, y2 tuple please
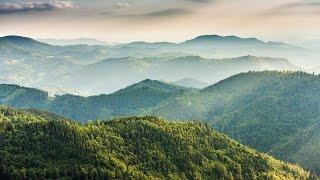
(0, 107, 312, 179)
(1, 71, 320, 176)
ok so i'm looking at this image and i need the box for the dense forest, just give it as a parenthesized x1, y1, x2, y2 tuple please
(150, 71, 320, 174)
(0, 107, 311, 179)
(0, 79, 191, 121)
(1, 71, 320, 175)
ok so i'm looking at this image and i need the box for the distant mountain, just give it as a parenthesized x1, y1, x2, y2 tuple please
(0, 36, 109, 65)
(0, 36, 109, 92)
(109, 34, 314, 65)
(181, 35, 296, 48)
(173, 78, 209, 88)
(0, 35, 52, 49)
(178, 35, 319, 66)
(78, 34, 319, 67)
(52, 55, 298, 94)
(38, 38, 108, 46)
(0, 53, 82, 89)
(181, 35, 266, 46)
(0, 35, 51, 59)
(0, 35, 314, 95)
(0, 106, 310, 179)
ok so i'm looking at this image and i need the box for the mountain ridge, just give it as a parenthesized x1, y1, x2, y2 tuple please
(0, 79, 192, 121)
(0, 35, 52, 49)
(37, 38, 108, 46)
(182, 35, 264, 45)
(0, 34, 298, 49)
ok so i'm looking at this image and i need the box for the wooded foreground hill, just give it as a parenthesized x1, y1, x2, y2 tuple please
(0, 107, 311, 179)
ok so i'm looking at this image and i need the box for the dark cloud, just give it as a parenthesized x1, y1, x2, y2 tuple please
(0, 1, 77, 14)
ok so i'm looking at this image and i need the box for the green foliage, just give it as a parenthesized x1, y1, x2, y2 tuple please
(0, 107, 309, 179)
(1, 71, 320, 175)
(149, 71, 320, 175)
(0, 80, 191, 122)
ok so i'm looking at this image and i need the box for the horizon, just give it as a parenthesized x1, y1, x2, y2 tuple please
(1, 0, 320, 45)
(0, 33, 298, 46)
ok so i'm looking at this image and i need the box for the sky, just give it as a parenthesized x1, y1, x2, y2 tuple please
(0, 0, 319, 44)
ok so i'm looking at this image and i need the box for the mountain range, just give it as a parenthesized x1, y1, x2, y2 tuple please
(0, 71, 320, 175)
(0, 36, 301, 95)
(48, 55, 298, 94)
(1, 35, 315, 95)
(111, 35, 317, 66)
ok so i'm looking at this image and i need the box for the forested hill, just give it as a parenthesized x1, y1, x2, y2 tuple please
(0, 79, 191, 121)
(0, 107, 310, 179)
(150, 71, 320, 174)
(1, 71, 320, 175)
(114, 79, 188, 94)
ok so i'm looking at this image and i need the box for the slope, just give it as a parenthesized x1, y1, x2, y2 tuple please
(149, 71, 320, 174)
(1, 71, 320, 174)
(0, 80, 191, 121)
(0, 107, 310, 179)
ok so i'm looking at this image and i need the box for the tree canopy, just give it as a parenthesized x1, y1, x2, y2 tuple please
(0, 107, 310, 179)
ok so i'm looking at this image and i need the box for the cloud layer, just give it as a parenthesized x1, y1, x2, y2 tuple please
(263, 1, 320, 15)
(0, 1, 76, 14)
(145, 8, 191, 17)
(0, 0, 319, 44)
(116, 2, 131, 9)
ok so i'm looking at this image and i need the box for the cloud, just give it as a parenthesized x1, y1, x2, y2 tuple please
(0, 1, 77, 14)
(100, 8, 191, 19)
(264, 1, 320, 15)
(116, 2, 131, 9)
(280, 1, 320, 9)
(144, 8, 191, 17)
(186, 0, 213, 2)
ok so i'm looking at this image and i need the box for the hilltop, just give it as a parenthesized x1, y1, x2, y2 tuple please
(0, 79, 191, 121)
